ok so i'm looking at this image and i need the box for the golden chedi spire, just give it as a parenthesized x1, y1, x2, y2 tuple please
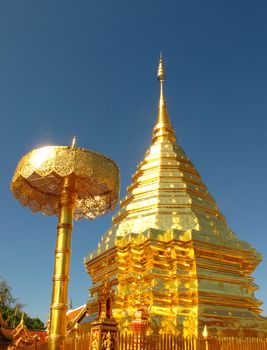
(152, 53, 176, 143)
(109, 53, 226, 235)
(85, 57, 265, 338)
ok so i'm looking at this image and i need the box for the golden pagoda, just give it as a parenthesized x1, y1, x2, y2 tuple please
(85, 55, 267, 338)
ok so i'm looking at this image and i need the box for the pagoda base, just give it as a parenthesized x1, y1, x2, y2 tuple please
(85, 228, 267, 338)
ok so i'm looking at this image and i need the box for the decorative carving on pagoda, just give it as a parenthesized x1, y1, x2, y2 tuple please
(101, 331, 115, 350)
(183, 313, 198, 337)
(90, 278, 118, 350)
(91, 331, 99, 350)
(96, 277, 115, 322)
(128, 276, 151, 335)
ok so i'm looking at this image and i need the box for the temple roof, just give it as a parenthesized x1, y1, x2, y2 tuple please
(86, 56, 252, 260)
(67, 304, 87, 327)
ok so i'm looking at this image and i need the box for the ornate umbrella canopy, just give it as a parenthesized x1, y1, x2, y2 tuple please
(11, 145, 120, 220)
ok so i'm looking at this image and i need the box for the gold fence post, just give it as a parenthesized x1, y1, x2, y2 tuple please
(202, 325, 209, 350)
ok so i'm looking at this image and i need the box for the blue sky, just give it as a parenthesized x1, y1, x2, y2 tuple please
(0, 1, 267, 322)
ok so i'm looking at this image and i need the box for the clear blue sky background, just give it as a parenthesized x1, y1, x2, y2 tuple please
(0, 1, 267, 322)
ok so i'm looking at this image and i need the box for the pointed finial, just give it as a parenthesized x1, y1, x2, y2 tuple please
(157, 53, 167, 111)
(157, 52, 166, 82)
(69, 297, 73, 310)
(152, 54, 176, 144)
(71, 136, 77, 147)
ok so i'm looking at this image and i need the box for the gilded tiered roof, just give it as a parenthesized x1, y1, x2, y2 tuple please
(89, 55, 244, 257)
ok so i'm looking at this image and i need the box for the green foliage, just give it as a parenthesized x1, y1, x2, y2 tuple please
(0, 277, 45, 330)
(24, 315, 45, 330)
(0, 279, 20, 307)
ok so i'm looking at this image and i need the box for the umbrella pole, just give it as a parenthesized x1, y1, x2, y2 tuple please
(48, 176, 77, 350)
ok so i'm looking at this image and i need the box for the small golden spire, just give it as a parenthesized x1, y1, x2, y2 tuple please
(152, 54, 176, 143)
(71, 136, 77, 147)
(157, 53, 168, 119)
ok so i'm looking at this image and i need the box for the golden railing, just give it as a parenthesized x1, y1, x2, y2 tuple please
(64, 334, 93, 350)
(117, 333, 267, 350)
(25, 333, 267, 350)
(26, 342, 49, 350)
